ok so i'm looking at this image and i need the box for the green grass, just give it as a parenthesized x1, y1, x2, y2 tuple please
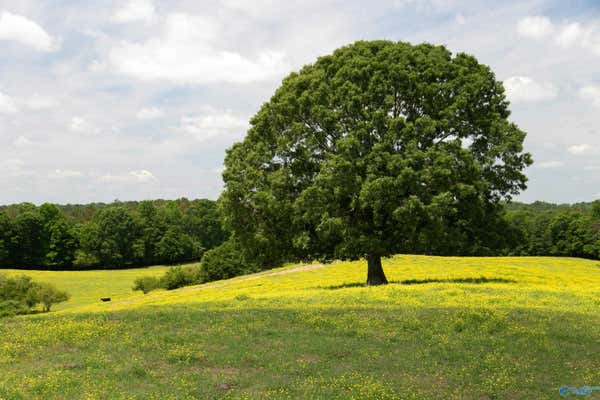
(1, 265, 171, 310)
(1, 255, 600, 399)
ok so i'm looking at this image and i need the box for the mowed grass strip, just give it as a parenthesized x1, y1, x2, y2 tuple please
(1, 255, 599, 399)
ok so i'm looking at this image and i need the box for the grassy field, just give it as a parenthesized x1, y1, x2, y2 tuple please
(1, 255, 599, 399)
(1, 266, 171, 311)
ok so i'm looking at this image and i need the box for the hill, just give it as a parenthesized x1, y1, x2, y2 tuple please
(1, 255, 599, 399)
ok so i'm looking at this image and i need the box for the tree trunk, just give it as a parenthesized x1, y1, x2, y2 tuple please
(366, 254, 388, 285)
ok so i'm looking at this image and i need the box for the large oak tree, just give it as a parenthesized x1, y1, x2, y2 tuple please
(220, 41, 532, 285)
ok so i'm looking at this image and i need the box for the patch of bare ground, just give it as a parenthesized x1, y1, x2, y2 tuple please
(296, 354, 320, 363)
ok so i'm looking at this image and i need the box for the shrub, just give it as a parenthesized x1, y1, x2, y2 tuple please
(0, 300, 28, 318)
(200, 239, 259, 282)
(133, 265, 203, 294)
(0, 274, 34, 304)
(159, 265, 202, 290)
(0, 273, 70, 315)
(132, 276, 161, 294)
(32, 282, 70, 312)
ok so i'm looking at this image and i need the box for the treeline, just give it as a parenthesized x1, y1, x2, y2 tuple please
(0, 199, 229, 270)
(0, 198, 599, 272)
(505, 200, 600, 259)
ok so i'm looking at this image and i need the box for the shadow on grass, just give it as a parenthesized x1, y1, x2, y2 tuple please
(324, 276, 517, 290)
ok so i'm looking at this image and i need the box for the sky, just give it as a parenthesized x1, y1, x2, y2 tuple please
(0, 0, 599, 205)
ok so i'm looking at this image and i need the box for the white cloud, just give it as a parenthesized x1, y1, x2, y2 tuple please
(583, 165, 600, 171)
(537, 161, 564, 169)
(555, 22, 584, 48)
(0, 158, 25, 176)
(0, 92, 56, 113)
(568, 144, 597, 155)
(24, 94, 57, 110)
(136, 107, 164, 119)
(517, 16, 600, 56)
(68, 117, 98, 134)
(89, 59, 107, 72)
(541, 142, 557, 149)
(392, 0, 458, 12)
(179, 110, 248, 141)
(0, 12, 59, 52)
(504, 76, 557, 103)
(0, 158, 25, 172)
(454, 13, 466, 25)
(0, 92, 18, 113)
(580, 85, 600, 108)
(517, 16, 553, 39)
(13, 136, 33, 147)
(100, 170, 156, 183)
(49, 169, 84, 179)
(112, 0, 156, 23)
(106, 13, 289, 84)
(555, 22, 600, 55)
(129, 170, 155, 182)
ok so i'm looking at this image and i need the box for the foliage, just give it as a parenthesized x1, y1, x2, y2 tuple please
(33, 282, 70, 312)
(220, 40, 532, 283)
(79, 207, 143, 267)
(132, 239, 259, 293)
(133, 265, 203, 293)
(0, 273, 36, 305)
(0, 273, 70, 315)
(132, 276, 161, 294)
(0, 299, 28, 318)
(156, 228, 203, 264)
(200, 239, 260, 282)
(0, 199, 228, 270)
(159, 265, 203, 290)
(505, 202, 600, 259)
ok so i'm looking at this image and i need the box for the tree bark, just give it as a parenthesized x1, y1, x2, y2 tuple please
(366, 254, 388, 285)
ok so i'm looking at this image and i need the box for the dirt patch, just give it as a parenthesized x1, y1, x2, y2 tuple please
(215, 383, 235, 391)
(179, 262, 326, 292)
(297, 354, 320, 363)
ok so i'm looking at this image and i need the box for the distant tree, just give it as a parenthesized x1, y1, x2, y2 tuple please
(45, 220, 78, 268)
(39, 203, 62, 226)
(132, 276, 161, 294)
(0, 274, 69, 315)
(137, 201, 165, 265)
(0, 212, 13, 267)
(32, 282, 70, 312)
(183, 199, 229, 250)
(79, 207, 141, 267)
(12, 211, 45, 268)
(156, 228, 202, 264)
(592, 200, 600, 220)
(220, 41, 532, 284)
(37, 204, 79, 269)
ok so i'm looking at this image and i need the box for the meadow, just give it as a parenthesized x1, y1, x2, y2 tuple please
(1, 266, 171, 311)
(1, 255, 599, 399)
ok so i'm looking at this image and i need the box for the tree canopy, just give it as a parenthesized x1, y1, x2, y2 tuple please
(0, 199, 228, 270)
(220, 40, 532, 284)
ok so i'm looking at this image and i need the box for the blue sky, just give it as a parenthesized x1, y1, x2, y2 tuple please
(0, 0, 599, 204)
